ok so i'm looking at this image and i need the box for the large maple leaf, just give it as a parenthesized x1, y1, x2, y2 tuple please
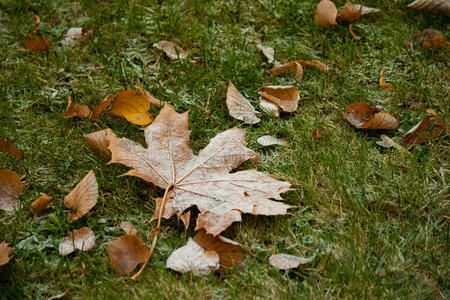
(107, 105, 292, 235)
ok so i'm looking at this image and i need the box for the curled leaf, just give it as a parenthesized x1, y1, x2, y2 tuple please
(407, 0, 450, 15)
(337, 1, 362, 22)
(269, 59, 330, 75)
(59, 227, 96, 256)
(166, 238, 219, 276)
(256, 44, 275, 63)
(108, 234, 150, 275)
(63, 27, 92, 46)
(259, 98, 281, 117)
(83, 128, 117, 157)
(343, 103, 399, 130)
(109, 90, 153, 125)
(153, 41, 188, 60)
(349, 24, 361, 40)
(179, 211, 191, 231)
(269, 254, 310, 270)
(379, 70, 393, 89)
(314, 0, 338, 28)
(0, 139, 24, 159)
(63, 96, 90, 119)
(257, 135, 290, 147)
(226, 81, 260, 124)
(30, 193, 53, 215)
(0, 170, 23, 212)
(64, 170, 98, 222)
(403, 109, 448, 147)
(120, 221, 137, 236)
(258, 86, 299, 113)
(353, 4, 381, 15)
(137, 81, 161, 107)
(0, 242, 12, 266)
(90, 95, 113, 120)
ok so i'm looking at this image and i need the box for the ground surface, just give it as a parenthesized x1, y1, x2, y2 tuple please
(0, 0, 449, 299)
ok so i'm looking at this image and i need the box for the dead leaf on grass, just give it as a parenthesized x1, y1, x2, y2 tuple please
(353, 4, 380, 15)
(30, 193, 53, 215)
(258, 86, 299, 114)
(109, 90, 153, 125)
(403, 29, 449, 49)
(268, 59, 330, 77)
(343, 103, 399, 129)
(407, 0, 450, 15)
(349, 24, 361, 40)
(312, 128, 324, 138)
(23, 15, 52, 53)
(337, 1, 362, 22)
(108, 234, 150, 275)
(256, 44, 275, 64)
(153, 41, 188, 60)
(376, 135, 407, 152)
(63, 96, 90, 119)
(314, 0, 338, 28)
(120, 222, 137, 236)
(63, 27, 92, 46)
(0, 242, 12, 266)
(179, 210, 191, 231)
(379, 70, 393, 89)
(166, 238, 219, 276)
(137, 80, 161, 107)
(59, 227, 96, 256)
(226, 81, 260, 124)
(83, 128, 117, 157)
(64, 170, 98, 222)
(0, 170, 23, 212)
(0, 139, 24, 159)
(90, 94, 113, 120)
(257, 135, 290, 147)
(269, 254, 310, 270)
(403, 109, 449, 147)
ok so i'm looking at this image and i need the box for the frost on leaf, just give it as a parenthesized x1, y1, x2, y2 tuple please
(269, 254, 310, 270)
(83, 128, 117, 157)
(64, 170, 98, 222)
(166, 238, 219, 276)
(226, 81, 260, 124)
(107, 104, 292, 236)
(0, 170, 23, 212)
(59, 227, 96, 256)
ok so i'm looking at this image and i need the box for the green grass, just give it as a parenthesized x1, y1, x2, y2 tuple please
(0, 0, 449, 298)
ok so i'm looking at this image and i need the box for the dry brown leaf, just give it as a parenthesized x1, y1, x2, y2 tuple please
(0, 170, 23, 212)
(349, 24, 361, 40)
(108, 234, 150, 275)
(256, 44, 275, 63)
(153, 41, 188, 60)
(24, 35, 52, 53)
(258, 86, 299, 113)
(63, 96, 90, 119)
(337, 1, 362, 22)
(64, 170, 98, 222)
(137, 81, 162, 107)
(120, 222, 137, 235)
(109, 90, 153, 125)
(59, 227, 96, 256)
(314, 0, 338, 28)
(257, 135, 290, 147)
(30, 193, 53, 215)
(403, 29, 449, 49)
(376, 135, 407, 152)
(63, 27, 92, 46)
(90, 94, 113, 120)
(294, 62, 304, 81)
(379, 70, 393, 89)
(0, 242, 12, 266)
(166, 238, 219, 276)
(83, 128, 117, 157)
(0, 139, 24, 159)
(403, 109, 448, 147)
(343, 103, 399, 130)
(226, 81, 260, 124)
(259, 99, 280, 117)
(268, 59, 330, 77)
(179, 210, 191, 231)
(353, 4, 381, 15)
(312, 128, 324, 138)
(193, 230, 243, 272)
(407, 0, 450, 15)
(107, 104, 292, 236)
(269, 254, 310, 270)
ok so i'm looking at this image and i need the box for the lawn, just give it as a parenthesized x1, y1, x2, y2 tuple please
(0, 0, 448, 298)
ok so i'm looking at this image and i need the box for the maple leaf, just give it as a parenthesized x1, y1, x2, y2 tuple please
(107, 104, 292, 236)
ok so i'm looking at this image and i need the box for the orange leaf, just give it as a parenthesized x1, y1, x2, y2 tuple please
(83, 128, 117, 157)
(343, 102, 399, 129)
(108, 235, 150, 275)
(30, 193, 53, 215)
(379, 70, 393, 90)
(63, 96, 90, 119)
(0, 139, 24, 159)
(349, 24, 361, 40)
(312, 128, 324, 138)
(109, 90, 153, 125)
(0, 242, 12, 266)
(403, 29, 449, 50)
(64, 170, 98, 222)
(337, 1, 362, 23)
(314, 0, 338, 28)
(0, 170, 23, 212)
(403, 109, 448, 147)
(136, 81, 161, 107)
(24, 35, 52, 53)
(258, 86, 299, 113)
(90, 94, 113, 120)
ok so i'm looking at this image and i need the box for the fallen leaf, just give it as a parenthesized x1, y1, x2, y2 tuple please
(179, 210, 191, 231)
(258, 86, 299, 113)
(379, 70, 393, 89)
(269, 254, 310, 270)
(226, 81, 260, 124)
(64, 170, 98, 222)
(30, 193, 53, 215)
(407, 0, 450, 15)
(312, 128, 324, 138)
(259, 98, 280, 117)
(107, 104, 292, 236)
(256, 44, 275, 63)
(151, 197, 176, 221)
(23, 35, 53, 53)
(137, 80, 162, 107)
(0, 139, 24, 159)
(120, 221, 137, 236)
(0, 242, 12, 266)
(353, 4, 381, 15)
(109, 90, 153, 125)
(376, 135, 407, 152)
(314, 0, 338, 28)
(59, 227, 96, 256)
(257, 135, 290, 146)
(63, 27, 92, 46)
(268, 59, 330, 76)
(108, 234, 150, 275)
(63, 96, 90, 119)
(338, 1, 362, 22)
(90, 94, 113, 120)
(349, 24, 361, 40)
(83, 128, 117, 157)
(166, 238, 219, 276)
(193, 230, 243, 272)
(294, 62, 304, 80)
(403, 29, 449, 49)
(403, 109, 448, 147)
(153, 41, 188, 60)
(0, 170, 23, 212)
(343, 103, 399, 130)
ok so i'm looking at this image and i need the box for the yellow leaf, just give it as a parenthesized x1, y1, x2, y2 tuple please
(109, 90, 153, 125)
